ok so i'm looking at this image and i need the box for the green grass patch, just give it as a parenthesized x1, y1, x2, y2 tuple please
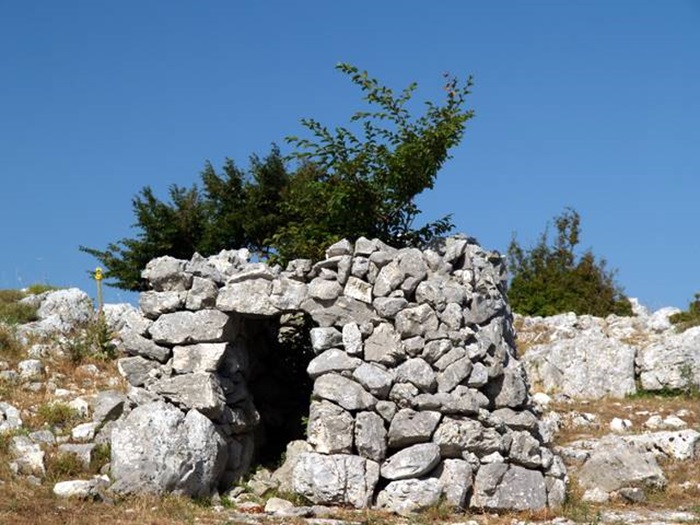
(35, 402, 80, 430)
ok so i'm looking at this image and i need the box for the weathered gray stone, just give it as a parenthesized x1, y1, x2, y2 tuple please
(326, 239, 353, 257)
(313, 373, 377, 411)
(307, 400, 354, 454)
(142, 256, 192, 291)
(577, 436, 666, 493)
(364, 323, 404, 365)
(433, 347, 467, 371)
(186, 276, 219, 310)
(307, 349, 362, 379)
(373, 261, 405, 297)
(412, 389, 488, 415)
(152, 373, 227, 419)
(31, 288, 95, 333)
(388, 382, 420, 408)
(355, 411, 387, 462)
(395, 358, 436, 393)
(624, 429, 700, 461)
(395, 304, 439, 338)
(467, 361, 489, 387)
(310, 327, 343, 354)
(415, 277, 467, 310)
(91, 390, 126, 425)
(638, 327, 700, 391)
(172, 342, 229, 374)
(376, 478, 443, 516)
(53, 476, 109, 499)
(9, 435, 45, 476)
(433, 417, 502, 457)
(492, 408, 539, 431)
(344, 276, 372, 304)
(437, 356, 473, 393)
(471, 464, 547, 511)
(110, 402, 227, 498)
(270, 440, 313, 493)
(342, 322, 363, 356)
(139, 290, 185, 318)
(487, 364, 529, 408)
(18, 359, 43, 381)
(373, 296, 409, 319)
(509, 431, 542, 468)
(440, 303, 464, 330)
(387, 408, 441, 448)
(268, 277, 307, 311)
(0, 402, 22, 433)
(216, 279, 277, 316)
(352, 362, 394, 399)
(436, 458, 473, 509)
(308, 278, 342, 301)
(117, 356, 160, 387)
(149, 310, 235, 345)
(380, 442, 441, 480)
(465, 295, 506, 325)
(120, 331, 171, 363)
(292, 453, 379, 508)
(58, 443, 96, 468)
(522, 315, 637, 399)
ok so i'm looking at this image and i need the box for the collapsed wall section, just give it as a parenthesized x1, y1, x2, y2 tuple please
(110, 236, 567, 512)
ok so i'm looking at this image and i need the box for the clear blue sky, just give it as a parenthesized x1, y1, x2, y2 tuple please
(1, 1, 698, 310)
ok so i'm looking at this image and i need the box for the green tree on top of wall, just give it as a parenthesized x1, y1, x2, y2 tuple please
(507, 208, 632, 317)
(82, 63, 475, 291)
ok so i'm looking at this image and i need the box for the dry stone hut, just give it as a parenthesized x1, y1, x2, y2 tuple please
(109, 235, 567, 512)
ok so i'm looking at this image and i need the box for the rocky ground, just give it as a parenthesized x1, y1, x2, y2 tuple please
(0, 288, 698, 524)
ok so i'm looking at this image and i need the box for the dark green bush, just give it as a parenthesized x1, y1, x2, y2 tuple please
(507, 208, 632, 317)
(669, 293, 700, 332)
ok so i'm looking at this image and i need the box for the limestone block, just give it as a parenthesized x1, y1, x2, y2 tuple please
(120, 331, 171, 363)
(471, 464, 547, 511)
(141, 256, 191, 291)
(110, 402, 227, 498)
(307, 400, 354, 454)
(172, 342, 229, 374)
(292, 453, 379, 508)
(395, 358, 436, 393)
(152, 373, 227, 419)
(313, 373, 377, 411)
(387, 408, 441, 448)
(380, 442, 441, 480)
(185, 276, 218, 310)
(376, 478, 442, 516)
(139, 290, 185, 319)
(307, 349, 362, 379)
(355, 411, 387, 462)
(149, 310, 235, 345)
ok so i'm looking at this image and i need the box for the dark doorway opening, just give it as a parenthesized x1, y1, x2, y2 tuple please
(245, 312, 315, 467)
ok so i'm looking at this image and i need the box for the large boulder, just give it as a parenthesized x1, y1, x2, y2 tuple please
(110, 402, 227, 498)
(522, 315, 637, 399)
(637, 326, 700, 391)
(292, 453, 379, 508)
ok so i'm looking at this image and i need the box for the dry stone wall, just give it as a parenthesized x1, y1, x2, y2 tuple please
(110, 235, 566, 512)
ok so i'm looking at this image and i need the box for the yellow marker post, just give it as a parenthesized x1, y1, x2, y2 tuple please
(94, 267, 104, 315)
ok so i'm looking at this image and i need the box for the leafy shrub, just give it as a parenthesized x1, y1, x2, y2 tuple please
(63, 315, 117, 364)
(35, 402, 80, 430)
(669, 293, 700, 332)
(82, 64, 474, 289)
(507, 208, 632, 317)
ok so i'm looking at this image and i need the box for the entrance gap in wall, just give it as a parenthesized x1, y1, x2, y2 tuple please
(244, 312, 315, 468)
